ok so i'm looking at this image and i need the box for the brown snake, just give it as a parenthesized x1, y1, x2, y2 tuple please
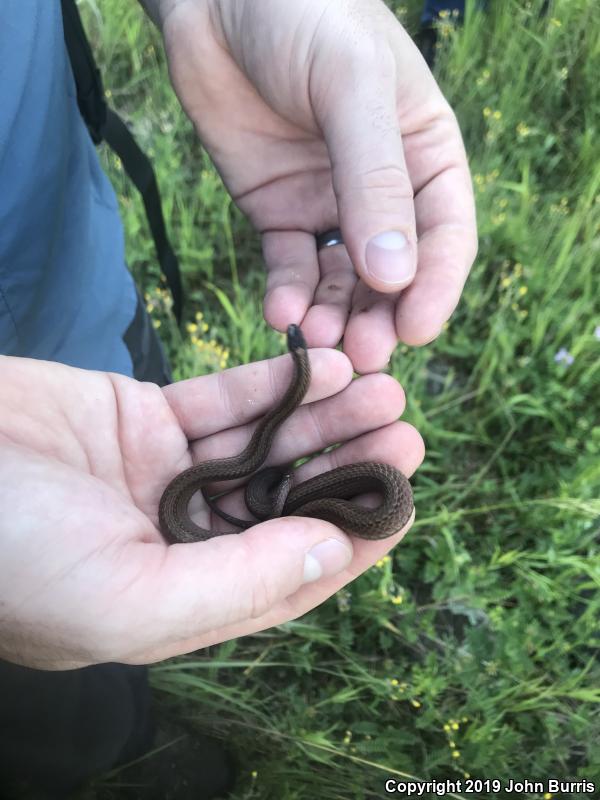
(158, 325, 414, 543)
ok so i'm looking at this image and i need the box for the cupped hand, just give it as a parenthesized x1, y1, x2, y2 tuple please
(158, 0, 477, 371)
(0, 350, 423, 669)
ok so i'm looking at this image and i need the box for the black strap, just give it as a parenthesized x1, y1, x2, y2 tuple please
(60, 0, 183, 325)
(103, 109, 183, 325)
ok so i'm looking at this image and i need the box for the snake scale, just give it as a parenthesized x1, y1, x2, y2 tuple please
(158, 325, 414, 543)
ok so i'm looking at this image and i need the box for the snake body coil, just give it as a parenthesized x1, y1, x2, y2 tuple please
(158, 325, 414, 543)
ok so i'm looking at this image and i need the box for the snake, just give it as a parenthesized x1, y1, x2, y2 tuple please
(158, 325, 414, 543)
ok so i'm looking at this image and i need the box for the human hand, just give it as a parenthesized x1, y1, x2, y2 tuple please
(0, 351, 422, 669)
(157, 0, 477, 372)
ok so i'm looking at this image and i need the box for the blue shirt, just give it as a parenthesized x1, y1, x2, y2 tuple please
(0, 1, 138, 374)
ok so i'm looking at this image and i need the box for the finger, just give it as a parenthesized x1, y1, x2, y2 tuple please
(300, 243, 359, 347)
(190, 382, 418, 531)
(263, 232, 359, 349)
(395, 145, 478, 344)
(189, 371, 406, 500)
(294, 419, 424, 485)
(386, 100, 477, 344)
(160, 345, 353, 443)
(343, 281, 400, 373)
(262, 230, 320, 332)
(125, 512, 415, 665)
(115, 517, 354, 662)
(314, 41, 418, 292)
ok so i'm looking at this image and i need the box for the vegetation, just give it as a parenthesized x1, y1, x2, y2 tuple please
(80, 0, 600, 795)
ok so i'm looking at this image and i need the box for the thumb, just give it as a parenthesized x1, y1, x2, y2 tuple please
(137, 518, 353, 646)
(318, 53, 417, 291)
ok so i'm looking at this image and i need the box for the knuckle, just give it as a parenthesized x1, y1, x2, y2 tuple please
(231, 537, 277, 621)
(247, 564, 276, 620)
(359, 163, 413, 195)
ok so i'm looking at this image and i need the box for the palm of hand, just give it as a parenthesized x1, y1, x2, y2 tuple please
(0, 361, 178, 668)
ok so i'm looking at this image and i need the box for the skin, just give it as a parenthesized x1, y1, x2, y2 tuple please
(2, 0, 475, 668)
(0, 352, 422, 669)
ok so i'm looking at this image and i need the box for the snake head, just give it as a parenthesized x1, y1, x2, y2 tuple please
(287, 324, 307, 352)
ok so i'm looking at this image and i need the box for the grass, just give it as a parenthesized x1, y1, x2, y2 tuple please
(78, 0, 600, 795)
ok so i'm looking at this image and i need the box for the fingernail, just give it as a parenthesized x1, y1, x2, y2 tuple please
(303, 538, 353, 583)
(366, 231, 414, 284)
